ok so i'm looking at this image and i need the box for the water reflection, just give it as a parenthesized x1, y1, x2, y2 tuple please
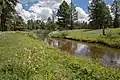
(74, 44, 91, 56)
(44, 38, 120, 68)
(102, 53, 120, 68)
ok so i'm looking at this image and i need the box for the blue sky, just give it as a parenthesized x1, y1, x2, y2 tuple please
(73, 0, 113, 12)
(21, 0, 113, 12)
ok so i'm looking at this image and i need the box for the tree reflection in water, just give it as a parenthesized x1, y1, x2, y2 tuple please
(44, 38, 120, 68)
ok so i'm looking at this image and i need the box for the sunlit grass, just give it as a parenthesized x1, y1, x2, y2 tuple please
(0, 32, 120, 80)
(49, 28, 120, 48)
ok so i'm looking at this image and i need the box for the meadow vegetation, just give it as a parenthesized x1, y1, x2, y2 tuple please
(49, 28, 120, 48)
(1, 0, 120, 79)
(0, 32, 120, 80)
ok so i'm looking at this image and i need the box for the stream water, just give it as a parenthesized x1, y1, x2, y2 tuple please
(43, 38, 120, 68)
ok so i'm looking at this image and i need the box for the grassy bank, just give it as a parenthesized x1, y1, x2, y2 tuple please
(49, 28, 120, 48)
(0, 32, 120, 80)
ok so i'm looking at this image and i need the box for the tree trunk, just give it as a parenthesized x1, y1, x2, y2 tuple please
(1, 13, 5, 31)
(114, 16, 119, 28)
(1, 9, 7, 31)
(70, 20, 73, 30)
(102, 26, 105, 36)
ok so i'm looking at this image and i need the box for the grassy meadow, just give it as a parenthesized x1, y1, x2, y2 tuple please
(49, 28, 120, 48)
(0, 32, 119, 79)
(0, 31, 120, 80)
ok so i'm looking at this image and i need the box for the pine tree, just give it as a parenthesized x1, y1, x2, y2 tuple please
(57, 1, 78, 30)
(46, 17, 56, 31)
(70, 2, 78, 30)
(111, 0, 120, 28)
(88, 0, 112, 29)
(0, 0, 18, 31)
(57, 1, 70, 30)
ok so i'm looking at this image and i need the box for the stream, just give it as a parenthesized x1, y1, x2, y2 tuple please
(43, 38, 120, 68)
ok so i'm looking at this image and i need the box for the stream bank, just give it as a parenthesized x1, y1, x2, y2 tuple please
(49, 28, 120, 49)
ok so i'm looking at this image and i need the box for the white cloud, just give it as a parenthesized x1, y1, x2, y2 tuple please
(76, 7, 88, 22)
(107, 4, 114, 19)
(15, 3, 31, 22)
(15, 3, 51, 22)
(89, 0, 92, 4)
(16, 0, 88, 22)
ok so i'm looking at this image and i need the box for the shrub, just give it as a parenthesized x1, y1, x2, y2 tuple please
(27, 32, 38, 39)
(49, 31, 68, 38)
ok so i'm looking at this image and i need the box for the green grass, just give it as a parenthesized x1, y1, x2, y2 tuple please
(0, 31, 120, 80)
(49, 28, 120, 48)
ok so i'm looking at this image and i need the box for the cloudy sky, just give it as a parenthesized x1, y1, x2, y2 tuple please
(15, 0, 113, 22)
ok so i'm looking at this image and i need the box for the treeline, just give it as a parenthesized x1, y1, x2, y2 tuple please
(57, 0, 120, 30)
(0, 0, 120, 31)
(88, 0, 120, 29)
(27, 1, 78, 31)
(27, 18, 57, 31)
(73, 0, 120, 29)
